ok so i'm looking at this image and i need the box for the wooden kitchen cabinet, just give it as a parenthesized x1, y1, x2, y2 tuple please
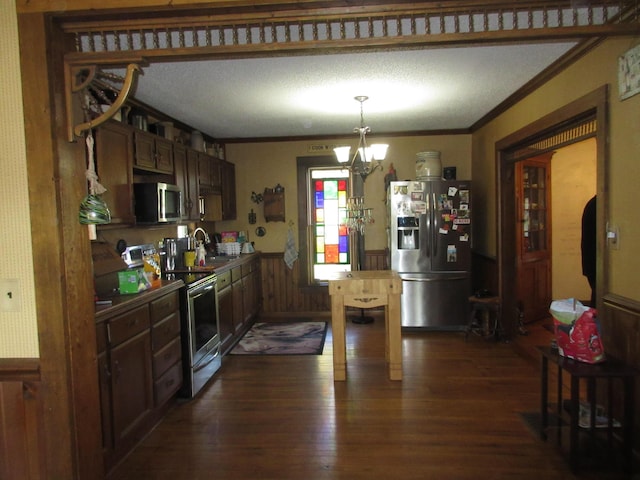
(103, 305, 154, 469)
(94, 110, 235, 224)
(96, 287, 182, 473)
(230, 257, 262, 334)
(150, 291, 182, 406)
(110, 329, 154, 451)
(133, 130, 174, 173)
(174, 144, 201, 221)
(220, 159, 237, 220)
(515, 154, 552, 323)
(231, 266, 245, 334)
(197, 152, 222, 193)
(242, 258, 261, 324)
(94, 121, 136, 225)
(216, 270, 234, 354)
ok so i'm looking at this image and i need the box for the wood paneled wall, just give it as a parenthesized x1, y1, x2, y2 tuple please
(0, 359, 43, 480)
(471, 251, 498, 296)
(260, 250, 388, 315)
(602, 293, 640, 451)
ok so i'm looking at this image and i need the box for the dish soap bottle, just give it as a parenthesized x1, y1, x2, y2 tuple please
(196, 241, 206, 266)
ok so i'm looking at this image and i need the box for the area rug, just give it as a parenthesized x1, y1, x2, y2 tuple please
(230, 321, 328, 355)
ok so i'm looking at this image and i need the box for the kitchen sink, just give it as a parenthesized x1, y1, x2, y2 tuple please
(206, 255, 238, 265)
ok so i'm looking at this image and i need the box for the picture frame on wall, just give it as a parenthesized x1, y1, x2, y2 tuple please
(618, 44, 640, 100)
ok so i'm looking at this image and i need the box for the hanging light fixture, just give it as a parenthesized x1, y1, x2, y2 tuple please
(334, 96, 388, 182)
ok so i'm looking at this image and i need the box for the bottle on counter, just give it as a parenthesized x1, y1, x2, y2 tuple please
(196, 241, 207, 266)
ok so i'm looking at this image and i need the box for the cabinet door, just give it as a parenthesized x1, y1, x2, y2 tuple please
(217, 286, 234, 353)
(221, 160, 237, 220)
(515, 154, 552, 323)
(232, 275, 244, 333)
(186, 151, 200, 220)
(173, 144, 189, 219)
(110, 330, 154, 447)
(197, 153, 211, 187)
(95, 121, 135, 224)
(243, 260, 261, 320)
(133, 131, 156, 170)
(154, 137, 174, 173)
(210, 157, 222, 191)
(98, 351, 113, 453)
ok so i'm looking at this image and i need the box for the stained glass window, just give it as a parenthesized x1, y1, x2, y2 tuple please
(310, 169, 351, 280)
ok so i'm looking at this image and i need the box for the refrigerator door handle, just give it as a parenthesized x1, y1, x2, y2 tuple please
(424, 211, 430, 257)
(432, 192, 437, 257)
(402, 274, 468, 282)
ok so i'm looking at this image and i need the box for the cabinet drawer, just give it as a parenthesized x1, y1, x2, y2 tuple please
(108, 305, 150, 346)
(154, 360, 182, 406)
(242, 261, 255, 277)
(152, 311, 181, 352)
(150, 291, 179, 324)
(153, 336, 182, 379)
(217, 270, 231, 289)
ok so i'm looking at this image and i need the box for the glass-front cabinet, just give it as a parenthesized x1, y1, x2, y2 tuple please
(515, 153, 552, 323)
(521, 162, 548, 257)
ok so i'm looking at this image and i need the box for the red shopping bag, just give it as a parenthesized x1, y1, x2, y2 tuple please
(550, 298, 605, 364)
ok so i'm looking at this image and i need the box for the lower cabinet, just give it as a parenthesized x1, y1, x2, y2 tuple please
(96, 288, 182, 473)
(219, 255, 262, 354)
(217, 270, 234, 354)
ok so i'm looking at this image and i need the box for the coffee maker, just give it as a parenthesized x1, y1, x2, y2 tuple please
(162, 236, 195, 271)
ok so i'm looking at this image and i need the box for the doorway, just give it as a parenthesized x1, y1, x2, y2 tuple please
(497, 86, 607, 339)
(514, 141, 597, 326)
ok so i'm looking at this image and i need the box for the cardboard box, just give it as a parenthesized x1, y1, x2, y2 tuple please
(118, 268, 150, 294)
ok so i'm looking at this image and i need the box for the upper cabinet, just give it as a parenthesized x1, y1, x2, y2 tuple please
(95, 121, 136, 225)
(176, 147, 201, 221)
(94, 115, 234, 226)
(220, 160, 236, 220)
(133, 130, 174, 174)
(198, 154, 222, 193)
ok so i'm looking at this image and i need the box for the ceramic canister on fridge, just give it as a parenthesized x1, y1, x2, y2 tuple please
(191, 130, 204, 152)
(415, 151, 442, 180)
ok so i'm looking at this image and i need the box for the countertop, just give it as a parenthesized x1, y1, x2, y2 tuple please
(95, 279, 184, 321)
(94, 252, 260, 320)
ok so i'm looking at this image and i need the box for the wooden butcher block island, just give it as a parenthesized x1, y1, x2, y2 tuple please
(327, 270, 403, 381)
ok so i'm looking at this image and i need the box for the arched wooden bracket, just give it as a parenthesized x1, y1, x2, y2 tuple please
(65, 63, 142, 142)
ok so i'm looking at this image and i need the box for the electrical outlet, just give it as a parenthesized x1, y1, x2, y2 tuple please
(606, 223, 620, 250)
(0, 279, 21, 312)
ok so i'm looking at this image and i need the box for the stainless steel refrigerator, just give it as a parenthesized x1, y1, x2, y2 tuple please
(388, 180, 472, 329)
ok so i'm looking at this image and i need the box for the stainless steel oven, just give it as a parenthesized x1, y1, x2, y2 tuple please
(179, 273, 221, 398)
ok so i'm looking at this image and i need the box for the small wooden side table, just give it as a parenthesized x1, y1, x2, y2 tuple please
(538, 346, 639, 473)
(327, 271, 402, 381)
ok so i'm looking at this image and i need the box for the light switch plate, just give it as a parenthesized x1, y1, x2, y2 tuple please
(0, 279, 21, 312)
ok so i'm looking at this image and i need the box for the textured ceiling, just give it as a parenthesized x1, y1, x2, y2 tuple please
(128, 41, 578, 140)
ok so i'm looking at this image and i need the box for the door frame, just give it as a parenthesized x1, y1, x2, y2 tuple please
(496, 85, 608, 338)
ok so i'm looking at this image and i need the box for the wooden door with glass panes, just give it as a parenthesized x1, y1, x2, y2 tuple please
(515, 153, 552, 324)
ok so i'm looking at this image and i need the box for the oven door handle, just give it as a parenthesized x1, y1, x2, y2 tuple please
(190, 284, 215, 300)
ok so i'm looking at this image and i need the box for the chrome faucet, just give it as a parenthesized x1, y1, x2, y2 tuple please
(193, 227, 211, 244)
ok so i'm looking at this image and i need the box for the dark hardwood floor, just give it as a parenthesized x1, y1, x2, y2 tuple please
(108, 314, 633, 480)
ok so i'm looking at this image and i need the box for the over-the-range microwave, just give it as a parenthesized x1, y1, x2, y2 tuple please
(133, 182, 182, 223)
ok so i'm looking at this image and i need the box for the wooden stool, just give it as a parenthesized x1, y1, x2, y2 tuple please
(466, 295, 502, 340)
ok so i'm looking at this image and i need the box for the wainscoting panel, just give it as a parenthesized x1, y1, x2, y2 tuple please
(260, 250, 388, 315)
(601, 293, 640, 451)
(0, 359, 42, 480)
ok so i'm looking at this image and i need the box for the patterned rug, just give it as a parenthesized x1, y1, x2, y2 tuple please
(230, 321, 328, 355)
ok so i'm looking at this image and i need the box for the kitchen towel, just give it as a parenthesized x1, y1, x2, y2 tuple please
(284, 226, 298, 269)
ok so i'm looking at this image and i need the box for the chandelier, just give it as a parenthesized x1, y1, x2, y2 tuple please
(334, 96, 388, 182)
